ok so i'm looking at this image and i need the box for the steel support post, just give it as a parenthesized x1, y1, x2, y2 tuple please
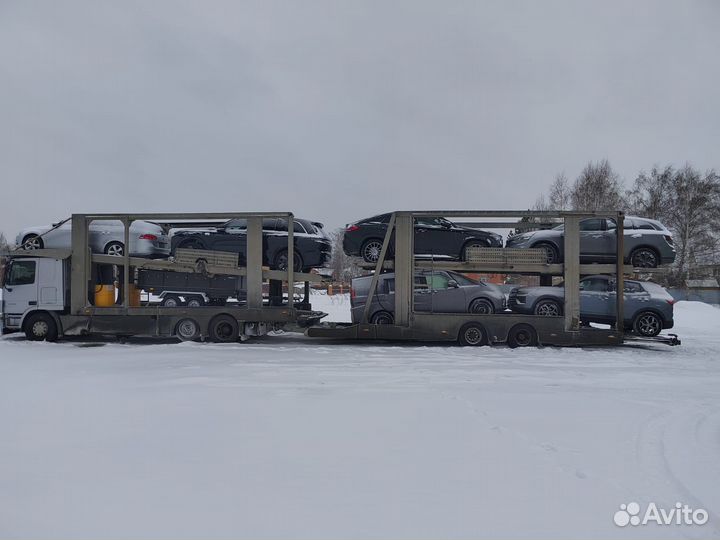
(246, 216, 263, 309)
(563, 215, 581, 331)
(615, 212, 625, 333)
(394, 213, 413, 326)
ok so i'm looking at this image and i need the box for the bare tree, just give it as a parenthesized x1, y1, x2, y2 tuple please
(327, 228, 363, 282)
(549, 173, 572, 210)
(570, 159, 625, 211)
(0, 232, 8, 284)
(625, 165, 673, 219)
(628, 164, 720, 283)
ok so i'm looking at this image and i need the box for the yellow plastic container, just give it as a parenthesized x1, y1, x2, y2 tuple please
(94, 284, 116, 307)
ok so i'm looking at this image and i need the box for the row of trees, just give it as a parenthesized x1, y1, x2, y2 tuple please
(534, 160, 720, 285)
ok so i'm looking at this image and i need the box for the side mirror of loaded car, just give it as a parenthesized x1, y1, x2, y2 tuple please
(447, 280, 459, 288)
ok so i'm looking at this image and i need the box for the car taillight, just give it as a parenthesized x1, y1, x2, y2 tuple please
(351, 287, 356, 299)
(667, 299, 675, 305)
(346, 225, 359, 232)
(139, 234, 158, 241)
(664, 235, 674, 245)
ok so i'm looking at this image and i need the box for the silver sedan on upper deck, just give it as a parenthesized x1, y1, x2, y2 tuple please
(16, 220, 171, 258)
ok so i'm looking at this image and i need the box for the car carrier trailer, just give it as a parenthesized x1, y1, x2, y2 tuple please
(1, 210, 680, 347)
(1, 212, 326, 342)
(306, 210, 680, 347)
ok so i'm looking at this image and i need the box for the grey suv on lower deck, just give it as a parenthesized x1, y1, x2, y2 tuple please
(507, 275, 674, 336)
(505, 216, 676, 268)
(351, 270, 506, 324)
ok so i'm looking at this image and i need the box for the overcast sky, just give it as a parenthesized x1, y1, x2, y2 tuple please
(1, 0, 719, 236)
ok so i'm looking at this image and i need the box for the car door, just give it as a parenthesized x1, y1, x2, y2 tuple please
(428, 271, 467, 313)
(3, 259, 38, 315)
(579, 276, 612, 318)
(214, 219, 248, 255)
(615, 280, 648, 324)
(414, 218, 453, 258)
(413, 274, 433, 312)
(579, 218, 614, 258)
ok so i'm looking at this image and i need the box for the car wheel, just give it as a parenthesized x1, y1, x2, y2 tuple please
(633, 311, 662, 337)
(534, 299, 563, 316)
(630, 247, 658, 268)
(361, 239, 384, 264)
(274, 250, 303, 272)
(468, 298, 494, 314)
(105, 241, 124, 256)
(457, 322, 488, 346)
(507, 323, 538, 348)
(160, 295, 183, 307)
(371, 311, 394, 325)
(175, 318, 200, 341)
(24, 312, 58, 342)
(209, 314, 239, 343)
(22, 234, 44, 250)
(462, 241, 488, 261)
(186, 295, 206, 308)
(534, 242, 559, 264)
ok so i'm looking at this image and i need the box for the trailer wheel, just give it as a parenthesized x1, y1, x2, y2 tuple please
(507, 323, 538, 348)
(209, 314, 239, 343)
(175, 318, 200, 341)
(160, 295, 184, 307)
(458, 322, 488, 346)
(370, 311, 394, 325)
(24, 312, 58, 342)
(186, 295, 206, 308)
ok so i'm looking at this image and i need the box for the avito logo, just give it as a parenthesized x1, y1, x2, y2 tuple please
(614, 502, 709, 527)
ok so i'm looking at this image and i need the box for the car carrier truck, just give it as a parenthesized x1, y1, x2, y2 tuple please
(0, 210, 680, 347)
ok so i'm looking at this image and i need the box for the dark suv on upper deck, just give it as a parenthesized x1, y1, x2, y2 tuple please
(343, 213, 503, 264)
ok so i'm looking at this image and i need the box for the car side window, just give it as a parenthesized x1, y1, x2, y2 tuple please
(428, 272, 451, 290)
(623, 282, 644, 293)
(385, 279, 395, 294)
(414, 275, 430, 290)
(7, 261, 36, 286)
(580, 277, 609, 292)
(579, 218, 604, 231)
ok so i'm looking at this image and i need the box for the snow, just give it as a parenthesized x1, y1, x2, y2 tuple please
(1, 300, 719, 539)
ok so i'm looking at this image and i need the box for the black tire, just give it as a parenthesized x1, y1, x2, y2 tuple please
(507, 323, 538, 348)
(533, 299, 563, 317)
(104, 241, 125, 256)
(461, 241, 488, 262)
(175, 318, 200, 341)
(534, 242, 559, 264)
(633, 311, 662, 337)
(22, 234, 44, 250)
(208, 314, 239, 343)
(186, 295, 206, 308)
(370, 311, 394, 325)
(274, 249, 303, 272)
(468, 298, 495, 314)
(630, 247, 659, 268)
(361, 239, 384, 264)
(457, 322, 488, 346)
(24, 312, 58, 342)
(160, 295, 183, 307)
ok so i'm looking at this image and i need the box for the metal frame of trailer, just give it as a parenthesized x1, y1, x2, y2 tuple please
(10, 212, 325, 339)
(307, 210, 639, 346)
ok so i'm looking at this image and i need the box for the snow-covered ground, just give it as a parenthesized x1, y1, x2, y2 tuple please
(1, 299, 719, 539)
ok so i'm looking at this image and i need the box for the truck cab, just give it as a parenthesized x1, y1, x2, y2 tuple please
(1, 257, 66, 338)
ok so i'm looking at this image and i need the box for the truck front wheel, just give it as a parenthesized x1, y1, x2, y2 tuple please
(24, 312, 58, 342)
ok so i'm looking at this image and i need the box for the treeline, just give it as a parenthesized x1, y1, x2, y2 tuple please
(534, 160, 720, 285)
